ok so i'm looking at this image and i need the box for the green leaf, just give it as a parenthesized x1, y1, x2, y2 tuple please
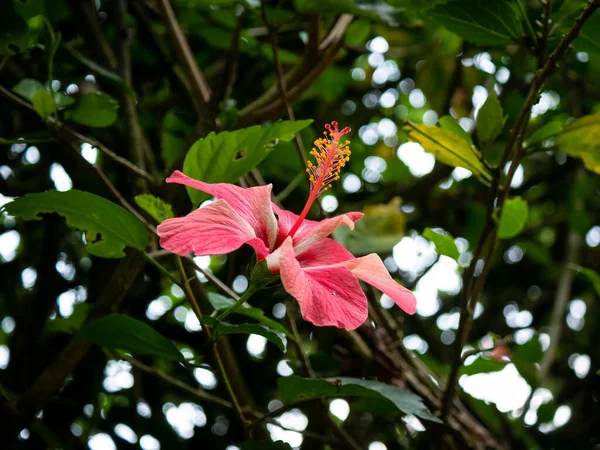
(306, 67, 351, 104)
(461, 356, 506, 376)
(536, 401, 557, 423)
(67, 92, 120, 128)
(31, 88, 57, 119)
(476, 91, 505, 146)
(44, 303, 90, 335)
(405, 122, 491, 181)
(161, 108, 194, 168)
(0, 1, 31, 55)
(1, 189, 149, 258)
(240, 441, 292, 450)
(554, 2, 600, 53)
(76, 314, 183, 360)
(497, 196, 528, 239)
(13, 79, 43, 100)
(430, 0, 524, 46)
(278, 376, 441, 423)
(207, 293, 295, 341)
(511, 336, 543, 386)
(512, 336, 543, 363)
(553, 0, 586, 25)
(308, 352, 342, 377)
(53, 92, 75, 107)
(134, 194, 174, 224)
(524, 122, 563, 147)
(572, 265, 600, 297)
(438, 115, 473, 146)
(13, 0, 44, 20)
(202, 317, 286, 352)
(183, 120, 312, 206)
(13, 79, 75, 108)
(554, 113, 600, 174)
(345, 19, 371, 45)
(423, 228, 459, 261)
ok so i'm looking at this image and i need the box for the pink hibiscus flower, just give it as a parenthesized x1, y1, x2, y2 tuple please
(158, 122, 416, 330)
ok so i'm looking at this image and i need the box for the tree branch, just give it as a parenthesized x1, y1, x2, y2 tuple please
(156, 0, 211, 110)
(440, 0, 600, 425)
(70, 0, 118, 69)
(0, 84, 156, 184)
(115, 0, 151, 193)
(237, 14, 352, 127)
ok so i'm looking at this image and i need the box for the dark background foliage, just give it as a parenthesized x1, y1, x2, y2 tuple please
(1, 0, 599, 449)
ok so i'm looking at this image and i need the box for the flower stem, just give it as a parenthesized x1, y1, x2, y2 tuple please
(216, 286, 257, 321)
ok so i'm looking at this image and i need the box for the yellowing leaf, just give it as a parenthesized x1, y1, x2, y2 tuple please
(405, 122, 491, 181)
(333, 198, 405, 255)
(555, 113, 600, 174)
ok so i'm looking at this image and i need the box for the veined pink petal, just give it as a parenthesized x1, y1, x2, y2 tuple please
(272, 203, 363, 254)
(277, 238, 368, 330)
(296, 238, 355, 268)
(341, 254, 417, 315)
(167, 171, 278, 250)
(157, 199, 270, 259)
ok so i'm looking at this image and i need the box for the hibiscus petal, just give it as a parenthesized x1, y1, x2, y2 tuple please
(296, 238, 355, 267)
(278, 238, 368, 330)
(157, 199, 270, 259)
(272, 203, 363, 254)
(167, 171, 278, 250)
(341, 254, 417, 315)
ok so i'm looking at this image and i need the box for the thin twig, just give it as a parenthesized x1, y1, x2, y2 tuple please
(265, 17, 324, 214)
(157, 0, 211, 109)
(212, 12, 244, 108)
(460, 336, 513, 363)
(176, 256, 209, 335)
(115, 0, 150, 192)
(61, 130, 157, 233)
(285, 302, 316, 378)
(62, 125, 156, 184)
(0, 84, 156, 184)
(121, 353, 233, 408)
(237, 15, 352, 126)
(539, 230, 581, 375)
(71, 0, 118, 69)
(0, 137, 55, 145)
(93, 165, 157, 233)
(186, 256, 240, 300)
(213, 344, 247, 426)
(175, 256, 247, 428)
(266, 22, 309, 169)
(143, 252, 180, 284)
(538, 0, 553, 67)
